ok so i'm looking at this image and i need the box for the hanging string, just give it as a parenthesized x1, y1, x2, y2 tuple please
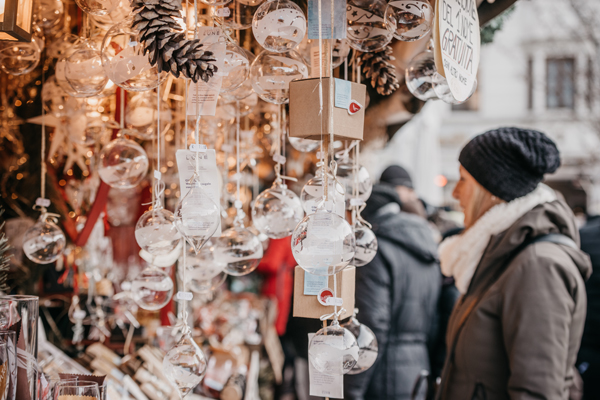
(40, 59, 46, 202)
(236, 101, 241, 205)
(120, 88, 125, 130)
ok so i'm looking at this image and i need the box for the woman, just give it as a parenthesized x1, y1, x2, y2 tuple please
(437, 127, 591, 400)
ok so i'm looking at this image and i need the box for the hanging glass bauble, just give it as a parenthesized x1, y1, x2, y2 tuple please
(292, 210, 355, 276)
(252, 0, 306, 52)
(309, 323, 359, 375)
(183, 241, 227, 294)
(35, 0, 64, 29)
(65, 39, 109, 97)
(91, 0, 132, 30)
(252, 182, 304, 239)
(75, 0, 118, 16)
(131, 267, 174, 310)
(216, 0, 264, 30)
(220, 42, 251, 94)
(125, 91, 172, 140)
(221, 92, 258, 117)
(163, 333, 208, 398)
(98, 137, 149, 189)
(214, 226, 263, 276)
(250, 50, 308, 104)
(223, 51, 255, 100)
(247, 224, 270, 252)
(346, 0, 394, 52)
(384, 1, 433, 42)
(22, 215, 66, 264)
(341, 314, 378, 374)
(174, 181, 221, 254)
(300, 168, 345, 218)
(352, 221, 378, 267)
(199, 0, 231, 6)
(0, 36, 42, 76)
(336, 161, 373, 209)
(405, 50, 438, 101)
(47, 34, 80, 59)
(101, 16, 167, 91)
(432, 73, 477, 105)
(289, 136, 319, 153)
(135, 208, 182, 256)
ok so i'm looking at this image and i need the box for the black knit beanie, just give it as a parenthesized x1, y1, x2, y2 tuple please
(458, 127, 561, 202)
(380, 165, 414, 189)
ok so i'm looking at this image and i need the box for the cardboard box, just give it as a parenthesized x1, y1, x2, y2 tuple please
(289, 77, 366, 141)
(292, 266, 355, 320)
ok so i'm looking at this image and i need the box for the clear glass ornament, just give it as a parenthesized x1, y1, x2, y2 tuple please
(131, 267, 174, 310)
(0, 36, 42, 76)
(163, 333, 207, 398)
(223, 53, 255, 100)
(199, 0, 231, 6)
(135, 207, 182, 256)
(221, 92, 258, 117)
(289, 136, 319, 153)
(297, 37, 350, 69)
(75, 0, 119, 16)
(346, 0, 394, 52)
(432, 73, 477, 105)
(35, 0, 64, 29)
(101, 16, 167, 91)
(214, 225, 263, 276)
(251, 181, 304, 239)
(309, 322, 359, 375)
(250, 50, 308, 104)
(352, 221, 378, 267)
(125, 91, 172, 140)
(220, 42, 251, 94)
(22, 214, 66, 264)
(384, 1, 433, 42)
(174, 177, 221, 254)
(292, 210, 355, 276)
(300, 168, 345, 218)
(252, 0, 306, 52)
(65, 39, 109, 97)
(247, 224, 270, 252)
(405, 49, 438, 101)
(183, 241, 227, 294)
(342, 313, 378, 374)
(216, 0, 264, 30)
(336, 160, 372, 209)
(98, 136, 149, 189)
(91, 0, 132, 30)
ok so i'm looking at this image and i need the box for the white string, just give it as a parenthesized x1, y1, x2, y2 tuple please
(41, 59, 46, 201)
(120, 88, 125, 129)
(236, 101, 240, 204)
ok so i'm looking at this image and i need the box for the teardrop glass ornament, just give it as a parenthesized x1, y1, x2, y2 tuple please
(163, 333, 208, 398)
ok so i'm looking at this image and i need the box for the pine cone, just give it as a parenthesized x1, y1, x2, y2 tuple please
(359, 46, 400, 96)
(131, 0, 218, 83)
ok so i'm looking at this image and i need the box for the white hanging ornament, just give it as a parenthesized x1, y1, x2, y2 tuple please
(163, 333, 208, 398)
(135, 207, 182, 256)
(384, 1, 433, 42)
(405, 49, 438, 101)
(23, 213, 66, 264)
(251, 181, 304, 239)
(183, 241, 227, 294)
(131, 267, 174, 310)
(309, 321, 359, 375)
(249, 50, 308, 104)
(98, 135, 149, 189)
(351, 221, 378, 267)
(346, 0, 394, 53)
(341, 311, 379, 374)
(64, 39, 109, 97)
(214, 223, 264, 276)
(336, 160, 373, 209)
(252, 0, 306, 52)
(125, 91, 173, 140)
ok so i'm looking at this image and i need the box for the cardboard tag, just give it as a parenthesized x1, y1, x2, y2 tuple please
(307, 0, 346, 39)
(348, 100, 362, 115)
(303, 271, 329, 295)
(334, 78, 351, 109)
(308, 334, 344, 398)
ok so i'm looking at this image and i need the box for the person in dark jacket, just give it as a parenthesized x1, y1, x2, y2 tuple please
(344, 178, 442, 400)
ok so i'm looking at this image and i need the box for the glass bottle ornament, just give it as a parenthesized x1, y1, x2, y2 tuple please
(252, 0, 306, 52)
(289, 136, 319, 153)
(183, 241, 227, 294)
(405, 49, 438, 101)
(336, 160, 373, 209)
(384, 1, 433, 42)
(98, 135, 149, 189)
(135, 207, 182, 256)
(22, 213, 66, 264)
(216, 0, 264, 31)
(125, 91, 173, 140)
(213, 221, 264, 276)
(163, 333, 208, 398)
(300, 167, 345, 218)
(75, 0, 119, 16)
(291, 209, 355, 276)
(65, 39, 109, 97)
(250, 50, 308, 104)
(131, 267, 174, 310)
(251, 181, 304, 239)
(309, 321, 359, 375)
(346, 0, 394, 52)
(220, 42, 251, 94)
(351, 221, 378, 267)
(0, 36, 42, 76)
(341, 311, 379, 374)
(101, 16, 167, 91)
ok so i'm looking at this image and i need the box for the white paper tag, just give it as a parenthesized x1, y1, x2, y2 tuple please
(190, 143, 207, 152)
(307, 0, 347, 39)
(308, 333, 344, 398)
(304, 271, 329, 295)
(325, 297, 343, 306)
(316, 151, 325, 160)
(35, 198, 51, 208)
(215, 6, 230, 17)
(334, 78, 351, 109)
(106, 46, 152, 84)
(349, 198, 364, 206)
(273, 154, 287, 164)
(176, 291, 193, 301)
(154, 170, 162, 180)
(73, 309, 86, 319)
(306, 213, 343, 259)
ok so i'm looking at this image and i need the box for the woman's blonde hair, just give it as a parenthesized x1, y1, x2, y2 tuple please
(463, 181, 504, 228)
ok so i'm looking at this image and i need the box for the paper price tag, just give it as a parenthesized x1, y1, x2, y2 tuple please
(303, 271, 329, 295)
(325, 297, 343, 307)
(334, 78, 351, 109)
(176, 291, 193, 301)
(154, 170, 162, 180)
(273, 154, 287, 164)
(350, 198, 365, 206)
(35, 198, 51, 208)
(189, 143, 207, 152)
(215, 7, 230, 17)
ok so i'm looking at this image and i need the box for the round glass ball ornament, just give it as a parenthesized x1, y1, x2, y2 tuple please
(300, 169, 346, 217)
(135, 208, 182, 256)
(0, 36, 42, 76)
(346, 0, 393, 52)
(91, 0, 132, 30)
(384, 1, 433, 42)
(65, 39, 109, 97)
(216, 0, 264, 30)
(405, 50, 438, 101)
(251, 182, 304, 239)
(309, 322, 359, 375)
(289, 136, 319, 153)
(183, 241, 227, 294)
(252, 0, 306, 52)
(220, 42, 251, 93)
(336, 160, 373, 209)
(351, 221, 378, 267)
(342, 314, 379, 374)
(131, 267, 174, 310)
(74, 0, 118, 16)
(432, 73, 477, 105)
(35, 0, 64, 29)
(101, 16, 167, 91)
(291, 210, 355, 276)
(250, 50, 308, 104)
(98, 137, 149, 189)
(22, 215, 67, 264)
(163, 334, 208, 398)
(214, 226, 264, 276)
(199, 0, 231, 6)
(125, 91, 172, 140)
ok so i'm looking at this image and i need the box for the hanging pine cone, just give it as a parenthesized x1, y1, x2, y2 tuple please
(359, 46, 400, 96)
(131, 0, 218, 83)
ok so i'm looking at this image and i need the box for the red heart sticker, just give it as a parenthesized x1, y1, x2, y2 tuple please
(318, 288, 334, 306)
(348, 100, 362, 115)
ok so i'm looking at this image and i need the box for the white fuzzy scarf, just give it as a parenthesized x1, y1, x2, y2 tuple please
(439, 185, 557, 294)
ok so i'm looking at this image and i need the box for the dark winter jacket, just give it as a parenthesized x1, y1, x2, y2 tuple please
(345, 184, 442, 400)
